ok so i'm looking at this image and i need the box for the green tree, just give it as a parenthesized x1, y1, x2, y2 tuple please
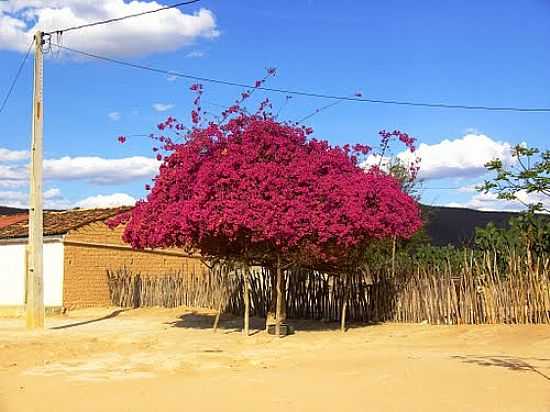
(480, 144, 550, 213)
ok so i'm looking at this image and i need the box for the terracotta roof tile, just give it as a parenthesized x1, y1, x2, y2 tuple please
(0, 213, 28, 229)
(0, 207, 131, 239)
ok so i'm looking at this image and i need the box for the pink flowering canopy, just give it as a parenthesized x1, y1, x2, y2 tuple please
(110, 74, 422, 267)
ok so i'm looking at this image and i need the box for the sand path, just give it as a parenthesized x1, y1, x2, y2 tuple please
(0, 308, 549, 411)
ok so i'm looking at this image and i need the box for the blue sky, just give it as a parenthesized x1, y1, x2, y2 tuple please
(0, 0, 549, 210)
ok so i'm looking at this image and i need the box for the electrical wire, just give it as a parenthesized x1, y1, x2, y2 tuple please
(44, 0, 201, 36)
(51, 43, 550, 113)
(0, 39, 35, 116)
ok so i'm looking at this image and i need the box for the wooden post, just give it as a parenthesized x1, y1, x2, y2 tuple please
(341, 276, 348, 333)
(391, 235, 397, 277)
(242, 261, 250, 336)
(26, 31, 45, 330)
(275, 255, 283, 337)
(212, 265, 226, 333)
(340, 299, 348, 333)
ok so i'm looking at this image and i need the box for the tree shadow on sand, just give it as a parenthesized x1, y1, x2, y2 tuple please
(165, 311, 379, 335)
(452, 355, 550, 382)
(50, 309, 128, 330)
(165, 311, 263, 335)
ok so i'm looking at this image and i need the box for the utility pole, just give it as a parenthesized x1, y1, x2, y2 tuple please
(26, 31, 45, 330)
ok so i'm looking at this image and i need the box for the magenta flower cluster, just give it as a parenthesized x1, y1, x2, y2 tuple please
(110, 104, 422, 265)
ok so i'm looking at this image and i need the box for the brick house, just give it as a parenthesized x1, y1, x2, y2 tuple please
(0, 208, 205, 314)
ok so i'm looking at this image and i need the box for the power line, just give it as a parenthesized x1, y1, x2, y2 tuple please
(0, 39, 35, 116)
(44, 0, 200, 36)
(51, 43, 550, 113)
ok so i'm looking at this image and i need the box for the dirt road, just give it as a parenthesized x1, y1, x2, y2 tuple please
(0, 308, 549, 412)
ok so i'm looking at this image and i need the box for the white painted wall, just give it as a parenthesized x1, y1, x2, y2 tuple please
(0, 241, 64, 307)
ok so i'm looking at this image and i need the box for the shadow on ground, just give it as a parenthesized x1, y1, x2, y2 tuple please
(166, 311, 379, 335)
(50, 309, 128, 330)
(165, 312, 263, 335)
(452, 355, 550, 382)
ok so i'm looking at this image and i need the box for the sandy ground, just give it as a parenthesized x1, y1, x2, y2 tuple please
(0, 308, 549, 412)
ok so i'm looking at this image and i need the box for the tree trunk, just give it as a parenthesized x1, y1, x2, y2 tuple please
(275, 255, 283, 337)
(266, 267, 286, 329)
(243, 262, 250, 336)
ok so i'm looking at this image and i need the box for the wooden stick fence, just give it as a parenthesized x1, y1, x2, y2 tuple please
(107, 254, 550, 325)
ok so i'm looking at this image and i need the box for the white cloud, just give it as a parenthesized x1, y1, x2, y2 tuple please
(399, 134, 515, 180)
(0, 148, 28, 162)
(166, 74, 178, 81)
(0, 164, 26, 182)
(0, 190, 27, 207)
(0, 188, 70, 209)
(0, 154, 26, 188)
(362, 154, 391, 172)
(43, 156, 160, 184)
(186, 50, 204, 58)
(0, 180, 25, 189)
(152, 103, 174, 112)
(44, 187, 62, 199)
(446, 191, 550, 213)
(456, 184, 479, 193)
(75, 193, 136, 209)
(0, 187, 136, 210)
(108, 111, 121, 121)
(0, 1, 219, 57)
(0, 146, 161, 186)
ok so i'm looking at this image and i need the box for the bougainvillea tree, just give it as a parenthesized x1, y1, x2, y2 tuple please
(111, 75, 422, 335)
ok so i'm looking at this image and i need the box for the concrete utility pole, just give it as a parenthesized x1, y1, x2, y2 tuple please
(26, 31, 45, 330)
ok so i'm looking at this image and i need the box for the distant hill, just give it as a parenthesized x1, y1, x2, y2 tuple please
(421, 205, 520, 247)
(0, 206, 26, 216)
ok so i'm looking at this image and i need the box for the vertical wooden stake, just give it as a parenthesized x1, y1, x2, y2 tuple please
(275, 255, 283, 337)
(391, 235, 397, 277)
(243, 261, 250, 336)
(340, 299, 348, 333)
(26, 31, 45, 330)
(212, 265, 226, 333)
(341, 276, 348, 333)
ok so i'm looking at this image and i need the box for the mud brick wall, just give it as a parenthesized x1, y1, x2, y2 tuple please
(63, 222, 205, 308)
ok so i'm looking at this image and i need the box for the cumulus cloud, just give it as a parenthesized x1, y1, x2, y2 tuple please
(446, 191, 550, 213)
(0, 190, 27, 207)
(0, 187, 70, 209)
(0, 164, 26, 182)
(0, 180, 25, 189)
(399, 134, 515, 180)
(456, 184, 479, 193)
(43, 156, 160, 184)
(0, 146, 160, 186)
(108, 111, 121, 121)
(0, 187, 135, 210)
(75, 193, 136, 208)
(0, 1, 219, 57)
(0, 148, 28, 162)
(0, 159, 26, 188)
(152, 103, 174, 112)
